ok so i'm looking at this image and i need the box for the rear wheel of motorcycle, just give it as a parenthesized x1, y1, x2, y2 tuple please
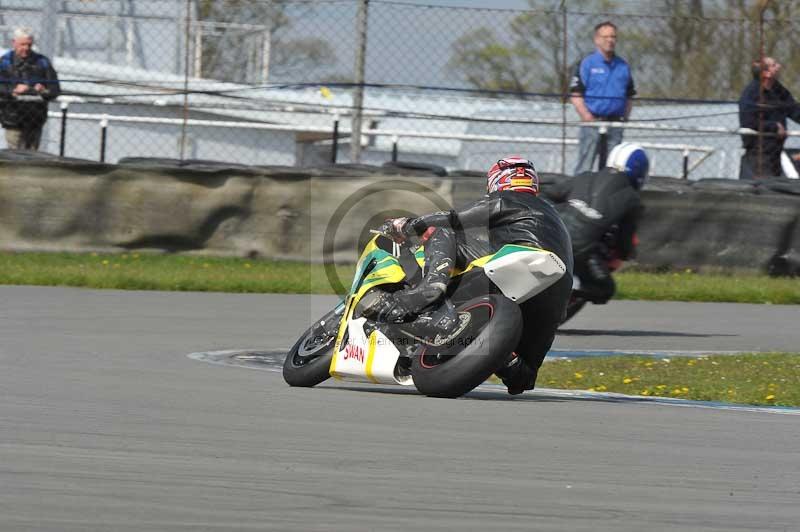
(282, 309, 340, 387)
(410, 294, 522, 398)
(561, 295, 587, 326)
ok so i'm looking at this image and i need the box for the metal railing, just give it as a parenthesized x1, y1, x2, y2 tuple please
(50, 105, 730, 179)
(1, 0, 796, 178)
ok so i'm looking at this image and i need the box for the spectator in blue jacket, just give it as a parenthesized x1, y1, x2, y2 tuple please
(569, 21, 635, 175)
(0, 27, 60, 151)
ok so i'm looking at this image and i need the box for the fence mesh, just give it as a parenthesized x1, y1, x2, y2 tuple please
(0, 0, 798, 178)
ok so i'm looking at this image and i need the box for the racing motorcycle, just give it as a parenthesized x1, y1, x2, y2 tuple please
(283, 231, 567, 398)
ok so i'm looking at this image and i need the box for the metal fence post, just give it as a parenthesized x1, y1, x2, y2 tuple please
(59, 101, 69, 157)
(331, 114, 340, 164)
(99, 115, 108, 162)
(391, 135, 398, 162)
(350, 0, 369, 163)
(597, 125, 608, 169)
(682, 149, 689, 179)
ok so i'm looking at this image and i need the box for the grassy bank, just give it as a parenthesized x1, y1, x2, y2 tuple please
(0, 252, 353, 294)
(617, 270, 800, 304)
(537, 353, 800, 408)
(0, 251, 798, 304)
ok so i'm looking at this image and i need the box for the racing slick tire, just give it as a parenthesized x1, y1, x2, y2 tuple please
(411, 294, 522, 398)
(283, 309, 339, 387)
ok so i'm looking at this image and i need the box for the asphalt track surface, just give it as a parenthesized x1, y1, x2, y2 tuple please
(1, 286, 798, 531)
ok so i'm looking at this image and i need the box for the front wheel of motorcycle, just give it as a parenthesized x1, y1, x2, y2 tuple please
(283, 308, 340, 387)
(410, 294, 522, 398)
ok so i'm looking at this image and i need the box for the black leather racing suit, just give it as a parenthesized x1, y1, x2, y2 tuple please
(405, 190, 574, 388)
(547, 169, 641, 304)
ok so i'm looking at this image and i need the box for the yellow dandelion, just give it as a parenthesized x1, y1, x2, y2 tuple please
(682, 387, 689, 393)
(102, 259, 109, 265)
(671, 388, 683, 395)
(644, 362, 654, 367)
(765, 395, 776, 401)
(595, 385, 607, 392)
(574, 372, 583, 379)
(641, 389, 651, 396)
(656, 384, 667, 390)
(687, 360, 696, 366)
(623, 377, 633, 384)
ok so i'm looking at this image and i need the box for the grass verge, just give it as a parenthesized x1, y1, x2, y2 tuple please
(617, 270, 800, 304)
(1, 251, 799, 304)
(0, 252, 354, 294)
(537, 353, 800, 407)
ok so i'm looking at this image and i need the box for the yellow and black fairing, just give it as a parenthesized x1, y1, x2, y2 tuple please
(332, 234, 559, 353)
(330, 234, 410, 361)
(410, 242, 559, 305)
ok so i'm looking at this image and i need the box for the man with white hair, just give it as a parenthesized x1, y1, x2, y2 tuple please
(0, 27, 60, 150)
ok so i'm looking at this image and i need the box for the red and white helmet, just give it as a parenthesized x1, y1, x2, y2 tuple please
(486, 156, 540, 195)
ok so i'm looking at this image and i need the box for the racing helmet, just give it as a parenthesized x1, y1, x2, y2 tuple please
(606, 142, 649, 190)
(487, 156, 540, 195)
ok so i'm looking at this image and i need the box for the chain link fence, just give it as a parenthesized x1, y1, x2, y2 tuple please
(0, 0, 797, 178)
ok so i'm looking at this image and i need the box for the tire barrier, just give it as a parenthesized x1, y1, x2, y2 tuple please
(0, 155, 452, 263)
(1, 154, 799, 273)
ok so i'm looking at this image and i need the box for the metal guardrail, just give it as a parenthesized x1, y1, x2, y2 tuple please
(49, 104, 721, 178)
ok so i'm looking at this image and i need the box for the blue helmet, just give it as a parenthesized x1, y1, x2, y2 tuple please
(607, 142, 649, 189)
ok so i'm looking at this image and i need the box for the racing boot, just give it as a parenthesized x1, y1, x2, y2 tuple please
(360, 290, 418, 324)
(495, 353, 538, 395)
(400, 298, 466, 345)
(362, 225, 461, 337)
(361, 255, 453, 324)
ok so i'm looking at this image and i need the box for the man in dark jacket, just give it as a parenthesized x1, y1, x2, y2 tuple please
(549, 143, 647, 305)
(0, 27, 60, 151)
(738, 57, 800, 179)
(365, 157, 574, 395)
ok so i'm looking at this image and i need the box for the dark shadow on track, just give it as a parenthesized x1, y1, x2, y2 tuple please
(317, 383, 659, 405)
(558, 328, 737, 338)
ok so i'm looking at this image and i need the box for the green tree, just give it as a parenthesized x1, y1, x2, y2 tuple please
(448, 0, 800, 101)
(447, 0, 615, 96)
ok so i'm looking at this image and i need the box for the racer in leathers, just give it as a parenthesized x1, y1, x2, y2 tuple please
(548, 142, 648, 305)
(364, 156, 574, 395)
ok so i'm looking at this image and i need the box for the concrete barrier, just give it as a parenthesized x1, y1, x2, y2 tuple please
(0, 156, 452, 263)
(2, 154, 800, 272)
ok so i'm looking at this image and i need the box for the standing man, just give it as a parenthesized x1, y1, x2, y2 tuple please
(0, 27, 60, 151)
(738, 57, 800, 179)
(569, 21, 635, 175)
